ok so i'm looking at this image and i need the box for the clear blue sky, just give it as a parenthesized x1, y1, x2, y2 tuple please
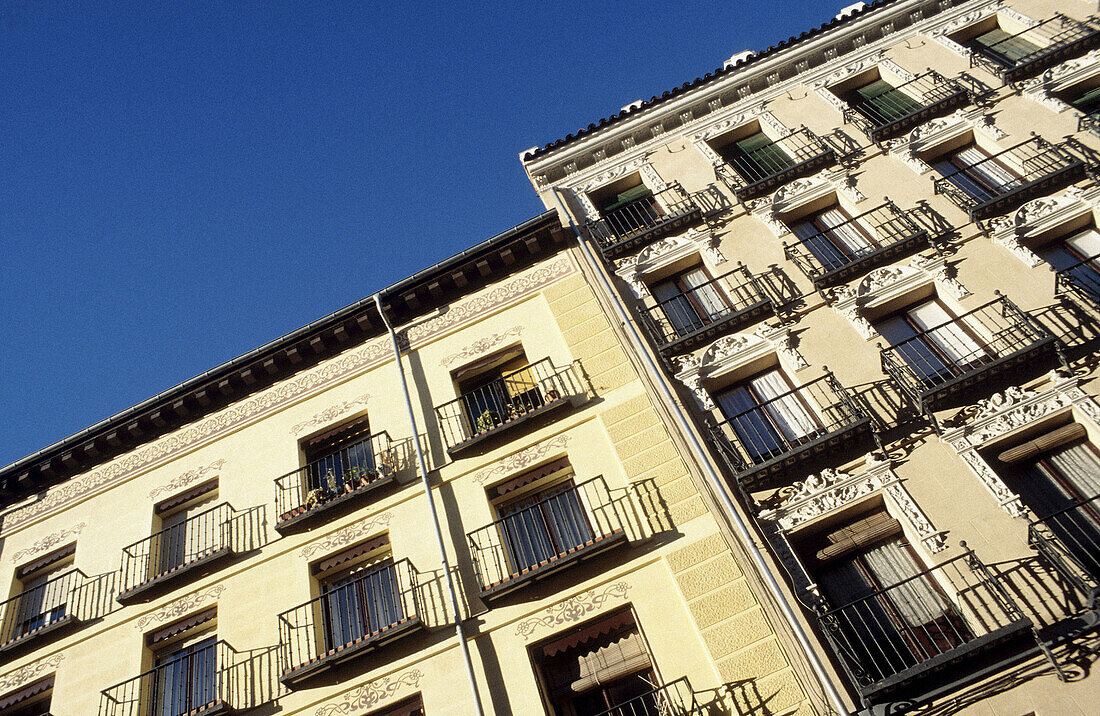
(1, 1, 832, 466)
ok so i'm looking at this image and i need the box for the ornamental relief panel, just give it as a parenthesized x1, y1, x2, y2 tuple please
(315, 669, 423, 716)
(0, 654, 64, 692)
(148, 459, 226, 500)
(300, 513, 394, 559)
(985, 187, 1100, 268)
(941, 374, 1099, 518)
(439, 326, 523, 368)
(514, 581, 632, 640)
(614, 227, 726, 297)
(10, 522, 86, 563)
(136, 585, 225, 630)
(1020, 50, 1100, 113)
(473, 434, 572, 485)
(290, 395, 371, 436)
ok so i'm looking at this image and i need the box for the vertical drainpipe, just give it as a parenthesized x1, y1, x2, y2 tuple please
(548, 189, 852, 716)
(372, 293, 487, 716)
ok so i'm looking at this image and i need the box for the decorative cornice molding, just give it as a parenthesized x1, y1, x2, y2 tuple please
(300, 513, 393, 559)
(473, 435, 571, 485)
(315, 669, 423, 716)
(148, 459, 226, 500)
(439, 326, 523, 368)
(1, 256, 577, 536)
(0, 654, 64, 692)
(291, 395, 371, 436)
(1020, 50, 1100, 114)
(11, 522, 86, 563)
(675, 326, 808, 408)
(615, 227, 725, 296)
(515, 582, 632, 639)
(986, 187, 1100, 267)
(135, 585, 225, 630)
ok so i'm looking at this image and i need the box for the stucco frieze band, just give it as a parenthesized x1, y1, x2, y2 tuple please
(147, 459, 226, 500)
(10, 522, 86, 563)
(134, 585, 225, 630)
(299, 513, 394, 560)
(314, 669, 423, 716)
(0, 256, 577, 536)
(290, 395, 372, 436)
(439, 326, 523, 368)
(514, 581, 632, 640)
(473, 434, 572, 485)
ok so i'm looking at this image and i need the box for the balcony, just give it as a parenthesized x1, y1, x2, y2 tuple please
(469, 477, 629, 601)
(843, 71, 969, 144)
(100, 640, 246, 716)
(639, 266, 779, 356)
(585, 184, 703, 260)
(435, 357, 581, 456)
(117, 503, 237, 603)
(274, 431, 397, 532)
(592, 677, 702, 716)
(1054, 252, 1100, 308)
(1028, 493, 1100, 611)
(715, 127, 835, 202)
(783, 201, 930, 290)
(932, 137, 1085, 221)
(816, 550, 1035, 707)
(0, 569, 86, 654)
(278, 559, 423, 687)
(707, 372, 874, 488)
(879, 295, 1059, 419)
(968, 14, 1100, 84)
(1079, 110, 1100, 138)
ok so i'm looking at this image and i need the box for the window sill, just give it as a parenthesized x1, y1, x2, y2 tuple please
(117, 547, 235, 603)
(0, 613, 79, 655)
(478, 529, 630, 602)
(279, 616, 424, 688)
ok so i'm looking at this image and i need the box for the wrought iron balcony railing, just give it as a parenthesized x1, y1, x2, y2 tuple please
(275, 430, 397, 531)
(100, 640, 244, 716)
(278, 559, 423, 686)
(0, 569, 87, 653)
(592, 676, 702, 716)
(932, 136, 1085, 221)
(585, 184, 703, 260)
(707, 372, 874, 488)
(117, 503, 236, 602)
(638, 265, 778, 355)
(843, 71, 969, 143)
(1028, 493, 1100, 611)
(435, 357, 580, 455)
(879, 295, 1058, 421)
(968, 14, 1100, 84)
(714, 127, 835, 201)
(783, 201, 929, 289)
(1054, 252, 1100, 307)
(469, 476, 628, 600)
(816, 549, 1035, 706)
(1079, 109, 1100, 137)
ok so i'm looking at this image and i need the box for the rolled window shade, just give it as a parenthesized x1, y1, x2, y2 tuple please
(0, 676, 53, 710)
(815, 517, 902, 564)
(488, 457, 571, 500)
(569, 632, 651, 693)
(997, 423, 1087, 464)
(147, 607, 216, 645)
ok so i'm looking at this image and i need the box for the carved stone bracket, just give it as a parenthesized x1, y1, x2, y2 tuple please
(985, 187, 1100, 267)
(614, 227, 725, 297)
(757, 458, 947, 554)
(941, 373, 1100, 518)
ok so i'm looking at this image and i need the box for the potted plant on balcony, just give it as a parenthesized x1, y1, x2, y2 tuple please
(475, 410, 501, 434)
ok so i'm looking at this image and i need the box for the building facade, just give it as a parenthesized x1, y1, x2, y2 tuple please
(521, 0, 1100, 714)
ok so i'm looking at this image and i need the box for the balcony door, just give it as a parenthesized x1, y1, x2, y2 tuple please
(876, 299, 988, 385)
(650, 266, 729, 337)
(595, 183, 661, 239)
(156, 497, 218, 578)
(718, 131, 794, 183)
(1038, 227, 1100, 301)
(497, 482, 594, 575)
(153, 635, 218, 716)
(811, 519, 971, 681)
(845, 78, 923, 126)
(789, 205, 879, 271)
(321, 560, 404, 651)
(965, 26, 1040, 66)
(714, 368, 822, 463)
(12, 564, 71, 641)
(931, 143, 1022, 204)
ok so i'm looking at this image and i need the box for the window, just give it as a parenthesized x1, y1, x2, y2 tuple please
(497, 479, 594, 576)
(1038, 227, 1100, 301)
(588, 179, 662, 238)
(931, 142, 1023, 205)
(714, 130, 794, 184)
(1060, 80, 1100, 116)
(531, 609, 658, 716)
(152, 632, 219, 716)
(0, 677, 53, 716)
(875, 298, 989, 385)
(799, 509, 973, 678)
(789, 204, 880, 271)
(712, 367, 822, 463)
(454, 347, 545, 432)
(964, 25, 1041, 67)
(154, 484, 220, 578)
(320, 558, 405, 652)
(648, 264, 731, 337)
(6, 545, 76, 645)
(302, 416, 382, 501)
(842, 76, 923, 128)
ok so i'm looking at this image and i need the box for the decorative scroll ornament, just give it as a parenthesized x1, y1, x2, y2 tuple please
(615, 228, 726, 297)
(439, 326, 523, 367)
(300, 513, 393, 559)
(136, 585, 225, 629)
(941, 373, 1098, 518)
(149, 459, 226, 500)
(11, 522, 86, 563)
(315, 669, 423, 716)
(474, 434, 572, 485)
(986, 187, 1100, 267)
(888, 107, 1005, 174)
(515, 582, 632, 639)
(676, 328, 808, 408)
(1020, 50, 1100, 113)
(0, 654, 64, 691)
(758, 461, 947, 553)
(291, 395, 371, 436)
